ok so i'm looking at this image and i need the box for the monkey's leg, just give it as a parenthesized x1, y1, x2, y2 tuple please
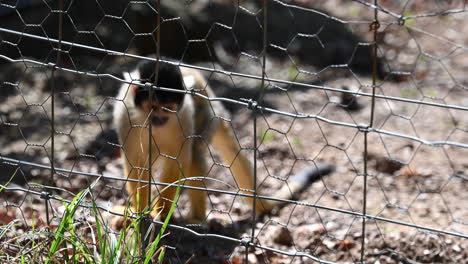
(153, 158, 182, 219)
(187, 147, 207, 222)
(123, 151, 152, 214)
(212, 121, 275, 215)
(120, 126, 156, 214)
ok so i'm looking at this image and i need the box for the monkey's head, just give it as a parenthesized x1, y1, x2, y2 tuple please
(132, 59, 185, 126)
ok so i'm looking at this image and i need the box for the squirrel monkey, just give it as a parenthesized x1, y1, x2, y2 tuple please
(113, 58, 335, 222)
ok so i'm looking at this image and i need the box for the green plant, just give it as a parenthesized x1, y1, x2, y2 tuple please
(37, 174, 182, 264)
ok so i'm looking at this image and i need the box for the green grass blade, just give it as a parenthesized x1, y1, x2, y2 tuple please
(157, 247, 166, 263)
(143, 174, 182, 264)
(0, 219, 21, 240)
(0, 167, 18, 193)
(46, 190, 85, 263)
(45, 177, 100, 263)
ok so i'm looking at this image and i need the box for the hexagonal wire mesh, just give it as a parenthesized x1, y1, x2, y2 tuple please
(0, 0, 467, 263)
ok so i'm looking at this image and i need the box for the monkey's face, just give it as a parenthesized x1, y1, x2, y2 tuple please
(132, 59, 186, 127)
(132, 86, 184, 127)
(139, 94, 179, 126)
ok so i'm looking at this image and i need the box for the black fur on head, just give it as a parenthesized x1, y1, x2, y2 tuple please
(133, 58, 185, 108)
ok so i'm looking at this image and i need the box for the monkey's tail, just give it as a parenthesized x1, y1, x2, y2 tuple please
(258, 163, 336, 213)
(288, 163, 336, 197)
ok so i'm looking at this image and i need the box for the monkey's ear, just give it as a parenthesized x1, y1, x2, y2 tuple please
(123, 69, 143, 96)
(124, 69, 143, 82)
(123, 71, 133, 82)
(183, 74, 196, 90)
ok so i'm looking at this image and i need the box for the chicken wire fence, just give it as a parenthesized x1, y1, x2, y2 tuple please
(0, 0, 467, 263)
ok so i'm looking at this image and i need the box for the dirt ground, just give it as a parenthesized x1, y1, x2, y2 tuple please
(1, 0, 467, 263)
